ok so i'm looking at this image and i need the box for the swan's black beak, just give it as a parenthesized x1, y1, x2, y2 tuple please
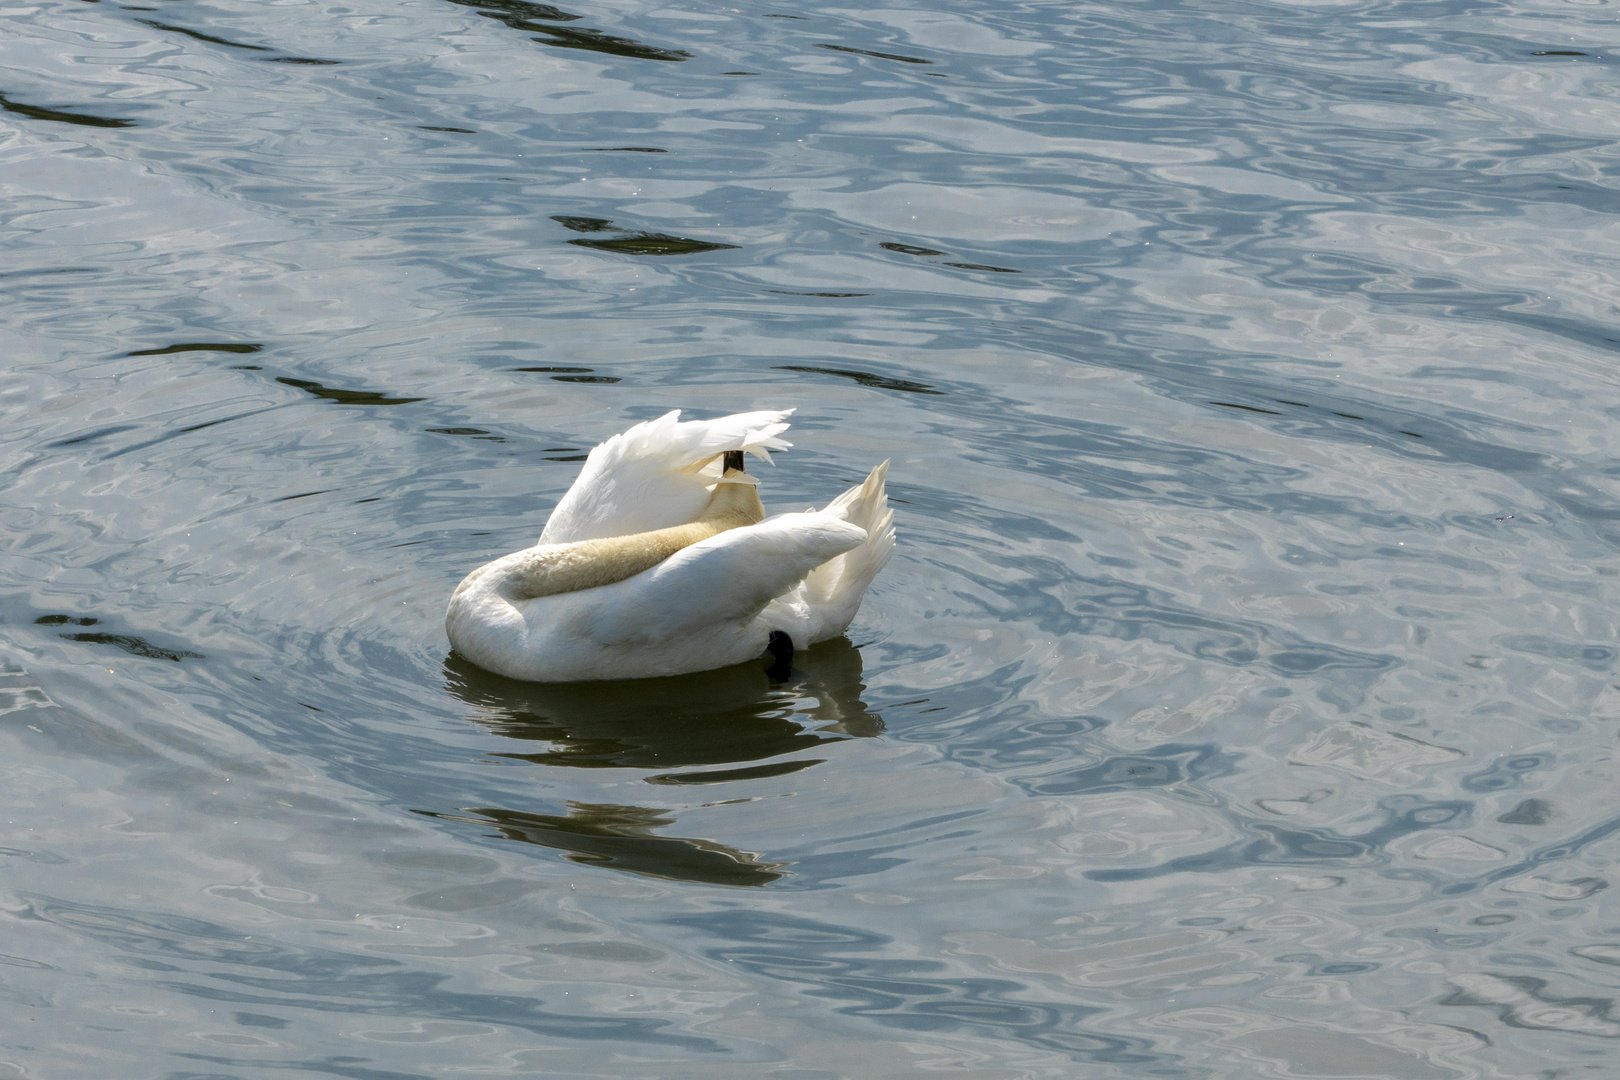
(763, 630, 793, 682)
(723, 450, 746, 474)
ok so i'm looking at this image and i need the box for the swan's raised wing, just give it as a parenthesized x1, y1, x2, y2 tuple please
(577, 513, 866, 645)
(540, 409, 793, 544)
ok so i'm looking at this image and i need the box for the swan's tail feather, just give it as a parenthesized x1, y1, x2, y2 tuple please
(799, 460, 894, 643)
(541, 409, 794, 544)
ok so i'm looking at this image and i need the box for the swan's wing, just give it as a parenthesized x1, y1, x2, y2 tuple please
(578, 513, 866, 645)
(540, 409, 793, 544)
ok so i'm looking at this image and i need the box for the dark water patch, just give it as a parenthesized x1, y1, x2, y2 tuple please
(275, 490, 331, 502)
(446, 0, 581, 28)
(766, 290, 871, 297)
(881, 243, 946, 256)
(445, 0, 688, 61)
(58, 633, 203, 663)
(420, 125, 476, 133)
(1499, 799, 1554, 826)
(1462, 754, 1552, 793)
(817, 44, 932, 65)
(550, 214, 737, 256)
(1087, 796, 1473, 882)
(664, 911, 1159, 1064)
(1021, 743, 1239, 798)
(421, 804, 785, 886)
(0, 91, 135, 128)
(774, 365, 943, 396)
(513, 365, 594, 372)
(942, 262, 1020, 273)
(646, 758, 823, 785)
(551, 215, 615, 233)
(551, 374, 621, 383)
(530, 26, 691, 62)
(34, 615, 100, 626)
(49, 425, 138, 448)
(275, 377, 425, 406)
(592, 146, 665, 152)
(137, 19, 272, 50)
(1212, 401, 1284, 416)
(1530, 50, 1590, 57)
(567, 233, 737, 255)
(17, 894, 714, 1048)
(265, 56, 341, 65)
(427, 427, 506, 441)
(126, 342, 263, 356)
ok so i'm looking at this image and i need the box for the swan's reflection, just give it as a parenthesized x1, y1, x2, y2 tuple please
(443, 638, 882, 775)
(434, 640, 883, 886)
(420, 803, 785, 887)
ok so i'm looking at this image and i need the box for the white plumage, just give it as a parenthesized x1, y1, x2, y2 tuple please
(445, 409, 894, 682)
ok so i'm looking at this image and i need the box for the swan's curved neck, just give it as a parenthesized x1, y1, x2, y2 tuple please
(502, 470, 765, 600)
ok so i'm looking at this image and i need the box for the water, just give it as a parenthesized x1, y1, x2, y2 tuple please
(4, 0, 1618, 1075)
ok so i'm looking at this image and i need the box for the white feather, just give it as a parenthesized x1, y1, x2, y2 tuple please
(446, 410, 892, 682)
(540, 409, 792, 544)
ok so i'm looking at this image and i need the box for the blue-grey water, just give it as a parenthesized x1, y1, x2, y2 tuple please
(3, 0, 1618, 1075)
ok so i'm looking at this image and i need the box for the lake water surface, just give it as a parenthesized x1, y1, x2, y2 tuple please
(4, 0, 1620, 1076)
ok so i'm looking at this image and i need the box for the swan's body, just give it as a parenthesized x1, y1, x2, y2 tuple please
(446, 409, 893, 682)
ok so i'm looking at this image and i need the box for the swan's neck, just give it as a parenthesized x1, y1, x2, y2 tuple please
(502, 471, 764, 600)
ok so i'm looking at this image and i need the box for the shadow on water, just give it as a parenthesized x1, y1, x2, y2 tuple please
(442, 638, 882, 774)
(419, 803, 788, 887)
(0, 90, 135, 128)
(431, 641, 884, 886)
(550, 215, 739, 256)
(444, 0, 692, 62)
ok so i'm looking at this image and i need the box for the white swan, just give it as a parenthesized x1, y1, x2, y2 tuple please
(445, 409, 893, 682)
